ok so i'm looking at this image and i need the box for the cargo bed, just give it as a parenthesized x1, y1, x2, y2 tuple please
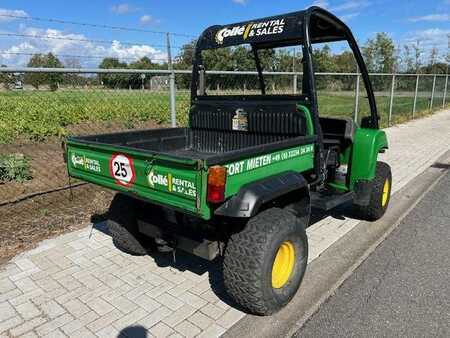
(70, 127, 316, 166)
(66, 99, 317, 219)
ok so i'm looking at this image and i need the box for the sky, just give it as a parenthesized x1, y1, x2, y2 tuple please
(0, 0, 448, 67)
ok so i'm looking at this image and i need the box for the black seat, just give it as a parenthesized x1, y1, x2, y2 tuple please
(319, 117, 355, 143)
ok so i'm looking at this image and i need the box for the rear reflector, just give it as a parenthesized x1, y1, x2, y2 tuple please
(207, 166, 227, 203)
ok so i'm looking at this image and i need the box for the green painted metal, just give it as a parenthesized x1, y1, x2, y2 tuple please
(349, 128, 388, 188)
(297, 104, 314, 135)
(223, 144, 315, 198)
(66, 103, 386, 221)
(66, 140, 206, 217)
(67, 139, 315, 220)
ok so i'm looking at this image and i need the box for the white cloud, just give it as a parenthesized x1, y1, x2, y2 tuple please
(403, 28, 450, 51)
(311, 0, 329, 8)
(232, 0, 248, 5)
(340, 12, 360, 21)
(0, 26, 168, 67)
(108, 41, 166, 61)
(0, 8, 29, 22)
(407, 14, 450, 22)
(331, 0, 371, 12)
(111, 3, 137, 14)
(140, 15, 155, 25)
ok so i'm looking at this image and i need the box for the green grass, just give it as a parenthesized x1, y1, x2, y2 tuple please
(0, 89, 447, 144)
(0, 153, 32, 183)
(0, 89, 190, 143)
(316, 92, 442, 127)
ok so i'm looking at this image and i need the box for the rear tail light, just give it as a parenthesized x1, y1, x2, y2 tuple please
(207, 166, 227, 203)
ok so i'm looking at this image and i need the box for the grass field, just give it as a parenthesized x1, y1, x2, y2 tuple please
(0, 89, 447, 144)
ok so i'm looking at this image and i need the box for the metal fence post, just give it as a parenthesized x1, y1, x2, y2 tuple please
(293, 73, 298, 94)
(354, 73, 360, 123)
(167, 33, 177, 127)
(388, 74, 396, 126)
(429, 75, 436, 111)
(443, 75, 448, 108)
(412, 74, 419, 119)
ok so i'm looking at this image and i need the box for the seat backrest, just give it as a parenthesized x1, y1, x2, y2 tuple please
(189, 100, 307, 152)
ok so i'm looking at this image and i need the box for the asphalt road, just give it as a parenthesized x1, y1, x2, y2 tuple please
(294, 169, 450, 338)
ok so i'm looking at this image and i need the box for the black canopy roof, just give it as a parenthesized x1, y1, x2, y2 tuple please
(196, 7, 349, 50)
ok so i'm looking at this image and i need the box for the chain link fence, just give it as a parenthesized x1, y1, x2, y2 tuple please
(0, 67, 448, 209)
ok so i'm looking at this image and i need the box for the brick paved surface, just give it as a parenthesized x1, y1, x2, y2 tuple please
(1, 110, 449, 338)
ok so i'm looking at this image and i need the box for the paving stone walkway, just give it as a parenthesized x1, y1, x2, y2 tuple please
(1, 110, 449, 338)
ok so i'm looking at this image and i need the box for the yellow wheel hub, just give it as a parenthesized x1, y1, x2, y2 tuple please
(382, 179, 390, 207)
(272, 241, 295, 289)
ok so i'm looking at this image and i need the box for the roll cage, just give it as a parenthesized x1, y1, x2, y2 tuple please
(190, 6, 379, 130)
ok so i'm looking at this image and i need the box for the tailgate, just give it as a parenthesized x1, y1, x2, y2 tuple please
(66, 140, 204, 216)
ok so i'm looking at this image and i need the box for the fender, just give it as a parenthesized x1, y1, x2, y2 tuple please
(215, 171, 309, 218)
(349, 128, 388, 189)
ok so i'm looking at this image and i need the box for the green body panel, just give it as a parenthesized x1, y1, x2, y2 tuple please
(67, 140, 315, 220)
(349, 127, 388, 188)
(223, 144, 315, 198)
(297, 104, 314, 135)
(66, 103, 384, 220)
(66, 140, 205, 217)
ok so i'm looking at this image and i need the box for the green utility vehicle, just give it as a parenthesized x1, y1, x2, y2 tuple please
(65, 6, 392, 315)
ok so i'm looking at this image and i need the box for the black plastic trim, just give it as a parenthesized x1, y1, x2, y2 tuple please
(215, 171, 308, 218)
(310, 190, 354, 211)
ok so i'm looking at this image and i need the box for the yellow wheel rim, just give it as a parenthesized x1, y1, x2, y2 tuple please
(382, 179, 390, 207)
(272, 241, 295, 289)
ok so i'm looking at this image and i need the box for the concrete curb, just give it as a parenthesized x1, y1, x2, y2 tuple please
(224, 150, 450, 338)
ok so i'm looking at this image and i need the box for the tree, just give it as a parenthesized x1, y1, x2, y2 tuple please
(62, 58, 85, 87)
(98, 57, 128, 89)
(362, 33, 395, 73)
(25, 53, 64, 90)
(401, 44, 414, 73)
(0, 65, 15, 90)
(128, 56, 164, 89)
(412, 40, 423, 73)
(334, 50, 357, 90)
(174, 40, 196, 68)
(174, 41, 196, 90)
(362, 33, 395, 89)
(428, 46, 439, 74)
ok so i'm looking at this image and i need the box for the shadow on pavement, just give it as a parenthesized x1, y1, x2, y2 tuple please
(119, 325, 147, 338)
(310, 201, 356, 227)
(91, 219, 244, 311)
(89, 202, 356, 314)
(430, 162, 450, 170)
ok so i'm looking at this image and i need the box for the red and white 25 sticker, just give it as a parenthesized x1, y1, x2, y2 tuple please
(109, 154, 136, 187)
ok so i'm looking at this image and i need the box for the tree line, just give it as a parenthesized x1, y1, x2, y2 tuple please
(2, 32, 448, 91)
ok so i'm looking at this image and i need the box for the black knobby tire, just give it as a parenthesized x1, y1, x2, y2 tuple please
(107, 193, 147, 255)
(355, 161, 392, 221)
(223, 208, 308, 315)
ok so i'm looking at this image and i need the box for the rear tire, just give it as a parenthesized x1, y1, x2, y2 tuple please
(355, 161, 392, 221)
(223, 208, 308, 315)
(107, 193, 147, 255)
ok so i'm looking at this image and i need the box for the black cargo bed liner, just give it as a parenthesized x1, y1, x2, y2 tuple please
(69, 127, 316, 166)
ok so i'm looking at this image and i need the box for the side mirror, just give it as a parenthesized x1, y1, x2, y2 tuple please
(360, 116, 375, 129)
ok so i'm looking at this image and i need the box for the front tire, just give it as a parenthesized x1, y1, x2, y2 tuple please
(223, 208, 308, 315)
(355, 161, 392, 221)
(107, 193, 147, 255)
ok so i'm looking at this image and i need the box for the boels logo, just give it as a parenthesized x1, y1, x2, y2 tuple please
(215, 19, 285, 45)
